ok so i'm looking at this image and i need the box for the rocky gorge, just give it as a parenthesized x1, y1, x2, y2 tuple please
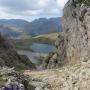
(0, 0, 90, 90)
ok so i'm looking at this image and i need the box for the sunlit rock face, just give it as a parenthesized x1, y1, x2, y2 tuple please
(44, 0, 90, 68)
(63, 1, 90, 64)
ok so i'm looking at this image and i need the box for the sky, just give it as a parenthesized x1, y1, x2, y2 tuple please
(0, 0, 68, 21)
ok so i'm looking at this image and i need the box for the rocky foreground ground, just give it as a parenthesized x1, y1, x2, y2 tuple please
(23, 59, 90, 90)
(0, 59, 89, 90)
(0, 0, 90, 90)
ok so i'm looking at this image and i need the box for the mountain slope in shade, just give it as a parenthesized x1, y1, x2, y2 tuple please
(0, 19, 29, 28)
(0, 17, 62, 38)
(0, 33, 35, 70)
(25, 17, 62, 36)
(0, 25, 21, 38)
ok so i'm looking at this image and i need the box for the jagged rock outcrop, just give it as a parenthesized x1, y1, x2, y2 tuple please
(44, 0, 90, 68)
(43, 34, 67, 69)
(63, 0, 90, 65)
(25, 56, 90, 90)
(0, 33, 35, 70)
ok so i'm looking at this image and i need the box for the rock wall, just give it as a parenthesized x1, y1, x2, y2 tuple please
(44, 0, 90, 68)
(63, 1, 90, 64)
(43, 34, 67, 69)
(0, 33, 35, 70)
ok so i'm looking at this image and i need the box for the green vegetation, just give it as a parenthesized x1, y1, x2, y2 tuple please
(12, 32, 62, 51)
(72, 0, 90, 6)
(78, 0, 90, 5)
(80, 0, 90, 5)
(32, 32, 62, 45)
(12, 38, 33, 51)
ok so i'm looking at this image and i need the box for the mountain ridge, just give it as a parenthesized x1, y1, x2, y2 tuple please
(0, 17, 62, 37)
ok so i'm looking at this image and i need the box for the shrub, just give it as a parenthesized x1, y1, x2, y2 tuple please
(78, 0, 90, 5)
(72, 0, 90, 6)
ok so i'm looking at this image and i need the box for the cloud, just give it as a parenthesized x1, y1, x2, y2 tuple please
(0, 0, 68, 21)
(56, 0, 68, 8)
(0, 0, 50, 11)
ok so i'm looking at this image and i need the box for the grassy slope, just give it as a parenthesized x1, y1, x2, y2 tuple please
(12, 32, 62, 51)
(32, 32, 62, 45)
(12, 38, 33, 51)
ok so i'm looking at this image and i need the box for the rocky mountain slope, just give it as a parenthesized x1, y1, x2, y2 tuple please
(24, 58, 90, 90)
(0, 33, 35, 70)
(1, 59, 90, 90)
(0, 0, 90, 90)
(44, 0, 90, 69)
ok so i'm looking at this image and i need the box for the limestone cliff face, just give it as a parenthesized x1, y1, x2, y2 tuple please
(63, 2, 90, 64)
(44, 0, 90, 68)
(0, 34, 35, 70)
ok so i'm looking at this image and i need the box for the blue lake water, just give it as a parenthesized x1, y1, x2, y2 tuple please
(31, 43, 56, 54)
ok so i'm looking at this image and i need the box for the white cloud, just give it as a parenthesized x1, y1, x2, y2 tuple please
(0, 0, 68, 21)
(56, 0, 68, 8)
(37, 0, 49, 8)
